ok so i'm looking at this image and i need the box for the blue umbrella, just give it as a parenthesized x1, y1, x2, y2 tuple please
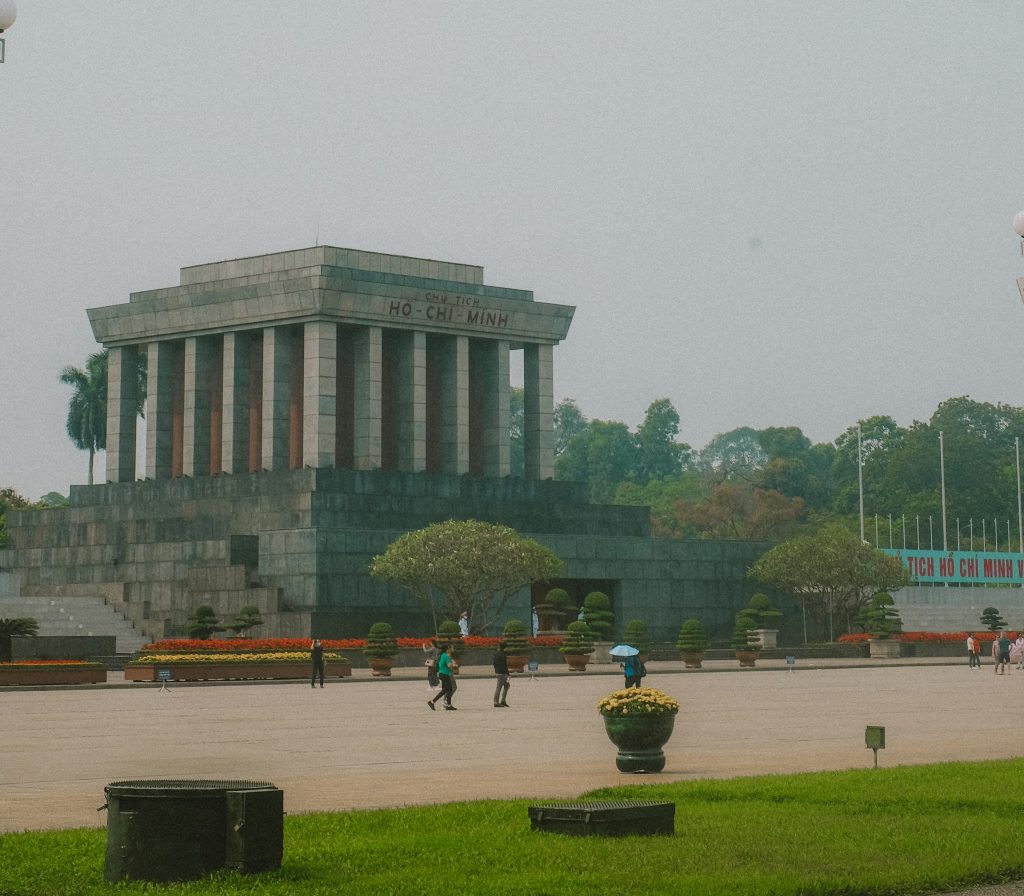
(608, 644, 639, 658)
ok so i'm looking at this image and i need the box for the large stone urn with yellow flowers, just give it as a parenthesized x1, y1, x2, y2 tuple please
(597, 687, 679, 773)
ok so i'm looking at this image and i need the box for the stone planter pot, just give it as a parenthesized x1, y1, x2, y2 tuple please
(869, 639, 902, 659)
(124, 662, 352, 682)
(752, 629, 778, 649)
(679, 650, 704, 669)
(562, 653, 590, 672)
(366, 657, 395, 677)
(0, 664, 107, 686)
(506, 654, 529, 674)
(602, 712, 676, 773)
(591, 641, 614, 665)
(735, 649, 758, 668)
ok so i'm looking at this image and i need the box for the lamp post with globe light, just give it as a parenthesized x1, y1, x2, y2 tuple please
(0, 0, 16, 64)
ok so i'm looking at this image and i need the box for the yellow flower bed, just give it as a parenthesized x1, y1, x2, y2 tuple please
(597, 686, 680, 717)
(132, 652, 349, 665)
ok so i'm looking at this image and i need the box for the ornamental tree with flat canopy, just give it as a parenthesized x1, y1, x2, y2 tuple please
(748, 522, 910, 642)
(369, 520, 564, 633)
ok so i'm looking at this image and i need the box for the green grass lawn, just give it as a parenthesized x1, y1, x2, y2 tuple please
(2, 760, 1022, 896)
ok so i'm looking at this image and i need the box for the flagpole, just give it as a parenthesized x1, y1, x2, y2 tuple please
(858, 424, 865, 543)
(939, 431, 948, 552)
(1016, 436, 1023, 554)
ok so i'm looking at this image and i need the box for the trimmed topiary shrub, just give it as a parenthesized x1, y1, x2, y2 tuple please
(583, 592, 615, 641)
(676, 619, 709, 653)
(560, 620, 594, 656)
(364, 622, 399, 659)
(187, 605, 225, 640)
(623, 618, 651, 654)
(501, 618, 530, 656)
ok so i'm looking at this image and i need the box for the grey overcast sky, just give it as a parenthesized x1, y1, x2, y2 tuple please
(3, 2, 1023, 501)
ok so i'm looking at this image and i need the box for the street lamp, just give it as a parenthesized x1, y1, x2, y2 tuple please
(0, 0, 16, 64)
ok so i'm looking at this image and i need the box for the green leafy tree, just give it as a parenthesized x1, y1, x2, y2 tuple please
(556, 419, 637, 502)
(59, 349, 146, 485)
(748, 523, 910, 642)
(673, 483, 804, 540)
(0, 617, 39, 662)
(696, 427, 768, 482)
(634, 398, 691, 484)
(369, 520, 563, 632)
(553, 398, 588, 460)
(0, 487, 32, 548)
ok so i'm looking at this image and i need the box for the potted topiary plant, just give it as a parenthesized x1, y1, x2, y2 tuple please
(434, 620, 464, 657)
(583, 592, 615, 664)
(501, 618, 530, 673)
(623, 619, 652, 662)
(560, 620, 594, 671)
(225, 605, 263, 638)
(675, 619, 708, 669)
(187, 605, 225, 640)
(535, 587, 575, 632)
(745, 593, 783, 648)
(733, 611, 761, 668)
(860, 591, 903, 658)
(364, 622, 399, 676)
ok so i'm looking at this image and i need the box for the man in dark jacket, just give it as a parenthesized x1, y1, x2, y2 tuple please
(493, 641, 511, 708)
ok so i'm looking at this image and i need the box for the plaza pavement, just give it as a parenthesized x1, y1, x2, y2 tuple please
(3, 653, 1023, 840)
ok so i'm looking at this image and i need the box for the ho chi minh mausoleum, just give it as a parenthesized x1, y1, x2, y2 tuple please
(0, 246, 773, 643)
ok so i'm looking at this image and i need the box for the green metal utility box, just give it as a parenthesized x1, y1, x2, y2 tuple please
(103, 779, 283, 882)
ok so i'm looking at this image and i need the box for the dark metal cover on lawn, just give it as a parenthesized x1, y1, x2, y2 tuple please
(528, 800, 675, 836)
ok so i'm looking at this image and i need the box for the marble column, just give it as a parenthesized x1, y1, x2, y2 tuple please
(220, 331, 251, 475)
(105, 345, 138, 483)
(439, 335, 469, 475)
(145, 341, 179, 480)
(303, 321, 338, 469)
(523, 342, 555, 480)
(397, 330, 426, 473)
(182, 336, 213, 477)
(353, 325, 382, 470)
(261, 327, 293, 471)
(479, 340, 510, 477)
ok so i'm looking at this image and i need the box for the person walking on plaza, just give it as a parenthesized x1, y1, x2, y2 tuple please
(423, 641, 441, 692)
(459, 612, 470, 638)
(994, 632, 1011, 675)
(310, 638, 325, 688)
(1014, 634, 1024, 670)
(493, 641, 511, 708)
(967, 633, 978, 668)
(428, 643, 457, 710)
(972, 634, 983, 667)
(622, 654, 643, 688)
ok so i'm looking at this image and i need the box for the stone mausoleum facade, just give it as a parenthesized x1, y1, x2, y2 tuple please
(1, 247, 774, 644)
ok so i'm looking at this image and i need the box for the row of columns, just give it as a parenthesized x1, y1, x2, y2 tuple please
(105, 323, 555, 484)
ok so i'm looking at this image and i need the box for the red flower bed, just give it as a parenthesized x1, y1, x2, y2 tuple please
(143, 634, 565, 652)
(0, 660, 99, 667)
(838, 631, 1018, 644)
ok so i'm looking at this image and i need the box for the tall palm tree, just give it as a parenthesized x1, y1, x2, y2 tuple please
(59, 350, 109, 485)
